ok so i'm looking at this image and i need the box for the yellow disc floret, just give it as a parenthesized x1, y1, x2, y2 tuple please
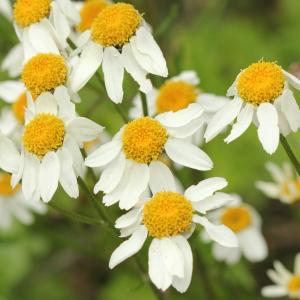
(0, 173, 20, 197)
(288, 275, 300, 293)
(282, 179, 300, 203)
(237, 61, 285, 105)
(156, 81, 198, 113)
(12, 92, 27, 124)
(23, 113, 65, 157)
(22, 54, 67, 99)
(77, 0, 110, 32)
(122, 117, 167, 164)
(143, 192, 193, 238)
(221, 206, 252, 232)
(91, 3, 141, 47)
(13, 0, 51, 28)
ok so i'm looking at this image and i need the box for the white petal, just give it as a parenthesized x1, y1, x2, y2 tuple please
(0, 81, 24, 103)
(94, 152, 126, 194)
(171, 71, 199, 85)
(122, 43, 152, 93)
(267, 270, 285, 285)
(261, 285, 287, 297)
(54, 86, 76, 120)
(198, 93, 229, 112)
(278, 89, 300, 132)
(35, 92, 58, 115)
(39, 152, 60, 202)
(284, 70, 300, 90)
(57, 148, 79, 198)
(22, 153, 39, 201)
(109, 226, 147, 269)
(238, 228, 268, 262)
(171, 236, 193, 293)
(185, 177, 228, 202)
(257, 103, 279, 154)
(0, 134, 20, 173)
(224, 104, 254, 143)
(165, 138, 213, 171)
(69, 42, 103, 93)
(67, 117, 103, 145)
(102, 47, 124, 103)
(131, 27, 168, 77)
(167, 117, 204, 139)
(148, 239, 172, 291)
(56, 0, 80, 24)
(149, 161, 176, 194)
(85, 140, 122, 167)
(51, 2, 70, 43)
(255, 181, 280, 198)
(265, 162, 286, 183)
(274, 261, 292, 281)
(205, 97, 243, 142)
(156, 103, 203, 128)
(1, 44, 24, 77)
(115, 208, 142, 229)
(193, 216, 238, 247)
(193, 192, 234, 214)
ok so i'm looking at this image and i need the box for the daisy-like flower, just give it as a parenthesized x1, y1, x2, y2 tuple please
(0, 172, 46, 230)
(21, 52, 80, 101)
(262, 253, 300, 298)
(204, 195, 268, 264)
(13, 0, 80, 60)
(0, 86, 103, 203)
(205, 60, 300, 154)
(129, 70, 229, 145)
(109, 173, 238, 293)
(85, 104, 213, 210)
(256, 162, 300, 204)
(69, 2, 168, 103)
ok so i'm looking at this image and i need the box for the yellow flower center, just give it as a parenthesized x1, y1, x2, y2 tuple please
(282, 179, 300, 203)
(91, 2, 142, 47)
(143, 192, 193, 238)
(156, 81, 198, 113)
(77, 0, 110, 32)
(288, 275, 300, 293)
(237, 61, 285, 105)
(221, 206, 252, 232)
(23, 113, 65, 157)
(0, 173, 20, 197)
(13, 0, 51, 28)
(22, 54, 67, 99)
(122, 117, 167, 164)
(12, 92, 27, 124)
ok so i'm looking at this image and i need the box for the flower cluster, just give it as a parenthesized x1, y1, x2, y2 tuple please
(0, 0, 300, 297)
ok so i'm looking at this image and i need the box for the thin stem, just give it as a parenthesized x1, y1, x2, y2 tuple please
(113, 103, 129, 123)
(140, 92, 149, 116)
(48, 202, 104, 227)
(280, 135, 300, 175)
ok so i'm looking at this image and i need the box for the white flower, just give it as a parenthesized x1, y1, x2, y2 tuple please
(205, 61, 300, 154)
(0, 172, 46, 230)
(0, 0, 12, 20)
(262, 253, 300, 298)
(204, 195, 268, 264)
(69, 2, 168, 103)
(0, 86, 103, 203)
(85, 104, 213, 210)
(109, 174, 238, 293)
(129, 70, 229, 145)
(13, 0, 80, 61)
(1, 44, 24, 77)
(256, 162, 300, 204)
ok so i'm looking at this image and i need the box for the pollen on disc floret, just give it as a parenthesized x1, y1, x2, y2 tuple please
(23, 113, 65, 157)
(77, 0, 110, 32)
(237, 61, 285, 105)
(288, 276, 300, 293)
(91, 2, 142, 47)
(156, 81, 198, 113)
(13, 0, 51, 28)
(22, 54, 68, 99)
(0, 173, 20, 197)
(12, 92, 27, 124)
(143, 192, 193, 238)
(122, 117, 167, 164)
(221, 206, 252, 233)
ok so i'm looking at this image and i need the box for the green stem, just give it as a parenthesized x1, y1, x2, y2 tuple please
(140, 92, 149, 117)
(280, 135, 300, 176)
(48, 202, 104, 227)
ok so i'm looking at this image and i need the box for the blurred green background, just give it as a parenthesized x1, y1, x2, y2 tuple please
(1, 0, 300, 299)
